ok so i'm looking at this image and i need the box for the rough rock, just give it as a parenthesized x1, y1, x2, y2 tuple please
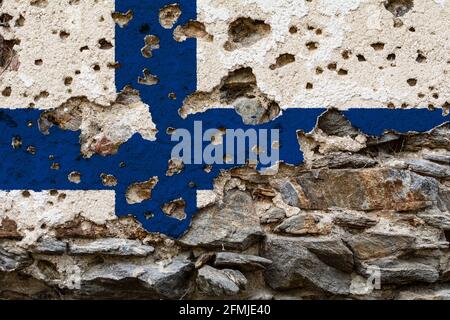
(361, 259, 440, 285)
(180, 191, 264, 250)
(196, 265, 243, 296)
(274, 214, 331, 236)
(0, 246, 32, 272)
(69, 239, 154, 257)
(405, 159, 449, 178)
(263, 235, 351, 295)
(334, 212, 379, 230)
(31, 237, 67, 255)
(214, 252, 272, 271)
(424, 154, 450, 165)
(345, 232, 416, 261)
(311, 152, 378, 169)
(260, 207, 286, 224)
(0, 218, 21, 239)
(82, 256, 194, 299)
(294, 169, 439, 211)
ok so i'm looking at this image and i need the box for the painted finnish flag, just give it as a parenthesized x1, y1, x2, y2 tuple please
(0, 0, 448, 237)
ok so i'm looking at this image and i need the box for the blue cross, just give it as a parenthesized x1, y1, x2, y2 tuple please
(0, 0, 447, 238)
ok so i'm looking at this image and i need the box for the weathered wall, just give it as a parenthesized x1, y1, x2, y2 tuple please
(1, 0, 450, 300)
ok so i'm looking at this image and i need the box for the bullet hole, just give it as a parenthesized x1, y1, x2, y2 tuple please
(432, 93, 439, 99)
(34, 59, 43, 66)
(64, 77, 73, 86)
(306, 82, 313, 90)
(107, 62, 121, 69)
(80, 46, 89, 52)
(93, 64, 100, 71)
(100, 173, 118, 187)
(26, 146, 36, 155)
(289, 26, 298, 34)
(50, 163, 60, 170)
(174, 20, 213, 42)
(139, 24, 150, 34)
(327, 63, 337, 71)
(384, 0, 414, 17)
(34, 91, 49, 102)
(417, 93, 425, 98)
(393, 18, 404, 28)
(119, 161, 126, 168)
(416, 51, 427, 63)
(27, 121, 33, 127)
(168, 92, 177, 100)
(223, 17, 270, 51)
(428, 104, 435, 111)
(138, 69, 159, 86)
(306, 41, 318, 50)
(315, 28, 323, 35)
(204, 165, 212, 173)
(337, 69, 348, 75)
(126, 177, 159, 205)
(2, 86, 11, 96)
(307, 25, 315, 31)
(59, 31, 70, 40)
(159, 3, 182, 29)
(162, 198, 186, 221)
(111, 10, 133, 28)
(75, 70, 80, 75)
(0, 35, 19, 72)
(30, 0, 48, 8)
(49, 190, 58, 196)
(315, 67, 323, 74)
(21, 190, 30, 198)
(270, 53, 295, 70)
(407, 78, 417, 86)
(98, 38, 113, 50)
(387, 53, 396, 61)
(141, 35, 160, 58)
(68, 171, 81, 184)
(58, 193, 66, 201)
(144, 212, 154, 220)
(166, 158, 184, 176)
(0, 13, 13, 27)
(166, 127, 176, 135)
(408, 26, 415, 32)
(341, 50, 351, 59)
(401, 103, 408, 108)
(188, 181, 197, 188)
(356, 54, 366, 62)
(15, 15, 25, 27)
(387, 102, 395, 109)
(11, 136, 22, 149)
(371, 42, 385, 51)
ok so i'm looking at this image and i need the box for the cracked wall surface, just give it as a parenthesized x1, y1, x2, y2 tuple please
(0, 0, 450, 301)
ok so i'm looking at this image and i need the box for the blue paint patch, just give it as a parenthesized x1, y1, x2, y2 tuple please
(0, 0, 447, 238)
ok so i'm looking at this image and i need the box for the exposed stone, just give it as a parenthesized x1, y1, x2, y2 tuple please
(418, 211, 450, 230)
(260, 207, 286, 224)
(55, 218, 112, 240)
(0, 246, 31, 272)
(405, 159, 449, 178)
(125, 177, 159, 205)
(263, 235, 351, 295)
(69, 239, 154, 257)
(214, 252, 272, 271)
(222, 269, 247, 290)
(279, 181, 299, 207)
(274, 214, 331, 236)
(294, 169, 439, 212)
(159, 4, 181, 29)
(0, 218, 21, 239)
(196, 265, 242, 296)
(334, 212, 379, 230)
(180, 191, 264, 250)
(162, 198, 187, 221)
(31, 237, 67, 255)
(345, 232, 416, 261)
(424, 154, 450, 166)
(293, 236, 355, 273)
(82, 256, 194, 299)
(311, 152, 378, 169)
(361, 258, 439, 285)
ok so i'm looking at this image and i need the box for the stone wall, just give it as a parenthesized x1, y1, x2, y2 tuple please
(1, 0, 450, 300)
